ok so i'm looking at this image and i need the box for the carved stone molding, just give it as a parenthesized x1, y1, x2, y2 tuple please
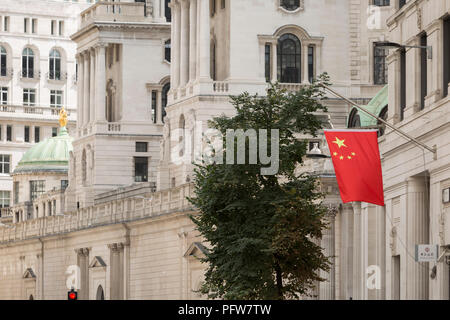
(108, 242, 125, 253)
(74, 247, 90, 257)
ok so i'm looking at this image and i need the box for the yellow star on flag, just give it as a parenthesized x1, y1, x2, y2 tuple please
(332, 137, 347, 149)
(333, 152, 338, 157)
(340, 156, 344, 160)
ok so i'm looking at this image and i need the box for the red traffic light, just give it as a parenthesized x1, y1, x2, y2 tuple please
(68, 290, 78, 300)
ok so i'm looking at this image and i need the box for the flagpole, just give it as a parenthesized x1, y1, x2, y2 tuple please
(320, 84, 437, 156)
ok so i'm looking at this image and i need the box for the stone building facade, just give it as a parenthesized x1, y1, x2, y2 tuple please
(5, 0, 449, 301)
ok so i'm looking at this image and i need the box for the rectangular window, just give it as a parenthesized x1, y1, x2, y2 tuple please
(211, 0, 216, 16)
(308, 46, 315, 83)
(0, 87, 8, 105)
(0, 155, 10, 174)
(58, 21, 64, 36)
(151, 91, 157, 123)
(23, 89, 36, 106)
(30, 180, 45, 201)
(6, 125, 12, 142)
(265, 44, 271, 83)
(32, 18, 37, 34)
(52, 127, 58, 137)
(398, 0, 406, 9)
(134, 157, 148, 182)
(13, 182, 19, 205)
(50, 90, 63, 109)
(116, 44, 120, 62)
(420, 33, 427, 110)
(374, 46, 388, 85)
(24, 126, 30, 143)
(136, 142, 148, 152)
(4, 17, 9, 32)
(373, 0, 390, 6)
(400, 49, 406, 120)
(61, 180, 68, 190)
(1, 50, 7, 76)
(24, 18, 29, 33)
(34, 126, 40, 143)
(0, 191, 10, 208)
(221, 0, 225, 9)
(51, 20, 56, 35)
(443, 16, 450, 98)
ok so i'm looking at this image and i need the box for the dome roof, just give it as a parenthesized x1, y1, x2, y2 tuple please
(13, 127, 73, 175)
(347, 85, 388, 127)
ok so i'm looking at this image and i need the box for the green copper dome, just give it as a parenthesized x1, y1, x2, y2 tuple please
(13, 127, 73, 175)
(348, 85, 388, 127)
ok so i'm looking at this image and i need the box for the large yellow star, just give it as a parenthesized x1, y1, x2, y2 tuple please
(332, 137, 347, 149)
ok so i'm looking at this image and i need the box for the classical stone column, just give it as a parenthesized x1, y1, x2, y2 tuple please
(77, 54, 84, 129)
(83, 52, 90, 127)
(171, 1, 181, 89)
(89, 49, 96, 125)
(109, 243, 124, 300)
(319, 206, 337, 300)
(302, 44, 310, 84)
(340, 203, 354, 300)
(95, 44, 107, 122)
(188, 0, 197, 83)
(198, 0, 211, 81)
(75, 248, 90, 300)
(406, 177, 429, 300)
(271, 41, 277, 82)
(180, 0, 190, 87)
(352, 202, 363, 300)
(153, 0, 161, 20)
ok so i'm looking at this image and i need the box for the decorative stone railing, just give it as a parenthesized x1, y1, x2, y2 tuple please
(0, 184, 195, 243)
(80, 2, 151, 29)
(0, 104, 76, 118)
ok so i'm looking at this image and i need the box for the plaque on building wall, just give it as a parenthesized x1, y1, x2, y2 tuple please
(415, 244, 439, 262)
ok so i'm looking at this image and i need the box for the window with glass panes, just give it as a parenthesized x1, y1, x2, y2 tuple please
(6, 125, 12, 141)
(136, 142, 148, 152)
(50, 90, 63, 108)
(374, 46, 388, 85)
(0, 87, 7, 105)
(0, 155, 10, 174)
(61, 180, 68, 190)
(373, 0, 390, 6)
(30, 180, 45, 201)
(52, 127, 58, 137)
(0, 191, 10, 208)
(24, 126, 30, 142)
(134, 157, 148, 182)
(23, 89, 36, 106)
(0, 46, 6, 77)
(35, 126, 40, 143)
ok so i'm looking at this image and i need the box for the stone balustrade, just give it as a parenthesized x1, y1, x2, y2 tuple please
(0, 183, 195, 243)
(0, 104, 76, 118)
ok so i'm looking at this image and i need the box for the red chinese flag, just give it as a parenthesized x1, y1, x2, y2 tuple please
(324, 130, 385, 206)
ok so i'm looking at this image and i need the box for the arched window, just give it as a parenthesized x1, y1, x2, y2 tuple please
(162, 82, 170, 123)
(179, 115, 185, 157)
(96, 285, 105, 300)
(280, 0, 300, 11)
(165, 0, 171, 22)
(377, 106, 388, 137)
(348, 109, 361, 128)
(49, 49, 61, 80)
(164, 39, 171, 62)
(277, 34, 301, 83)
(0, 46, 6, 77)
(22, 48, 34, 78)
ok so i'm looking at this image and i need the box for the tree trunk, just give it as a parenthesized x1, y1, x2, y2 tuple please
(275, 262, 283, 300)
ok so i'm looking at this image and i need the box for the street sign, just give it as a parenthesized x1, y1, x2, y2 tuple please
(415, 244, 439, 262)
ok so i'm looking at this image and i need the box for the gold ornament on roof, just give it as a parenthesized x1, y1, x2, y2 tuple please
(59, 107, 68, 128)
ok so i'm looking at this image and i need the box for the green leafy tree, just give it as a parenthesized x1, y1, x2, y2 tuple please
(188, 75, 332, 300)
